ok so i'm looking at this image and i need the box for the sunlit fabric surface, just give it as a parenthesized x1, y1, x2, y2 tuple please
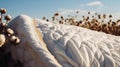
(9, 15, 120, 67)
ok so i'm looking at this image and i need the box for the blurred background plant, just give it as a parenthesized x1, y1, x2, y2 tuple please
(43, 11, 120, 36)
(0, 8, 22, 67)
(0, 8, 20, 47)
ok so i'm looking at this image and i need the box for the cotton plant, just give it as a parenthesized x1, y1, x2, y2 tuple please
(0, 8, 20, 47)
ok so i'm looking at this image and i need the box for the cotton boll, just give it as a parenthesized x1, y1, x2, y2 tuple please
(10, 36, 16, 42)
(0, 8, 6, 14)
(10, 36, 20, 45)
(14, 37, 20, 44)
(0, 34, 6, 47)
(1, 23, 7, 27)
(4, 14, 12, 21)
(6, 28, 14, 35)
(54, 13, 59, 16)
(7, 34, 11, 37)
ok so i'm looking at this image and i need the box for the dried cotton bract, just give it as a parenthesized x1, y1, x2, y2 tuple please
(0, 34, 6, 47)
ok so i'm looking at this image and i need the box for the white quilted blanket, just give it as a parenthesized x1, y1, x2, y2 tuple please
(8, 15, 120, 67)
(36, 19, 120, 67)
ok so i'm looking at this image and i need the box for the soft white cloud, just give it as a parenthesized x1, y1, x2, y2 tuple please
(58, 9, 87, 16)
(87, 1, 103, 6)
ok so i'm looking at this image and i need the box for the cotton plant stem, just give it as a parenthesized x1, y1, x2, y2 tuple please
(0, 13, 2, 24)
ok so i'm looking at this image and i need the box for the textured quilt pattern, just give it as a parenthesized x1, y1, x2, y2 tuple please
(36, 19, 120, 67)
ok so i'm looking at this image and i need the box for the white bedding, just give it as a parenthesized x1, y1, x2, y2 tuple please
(8, 15, 120, 67)
(36, 19, 120, 67)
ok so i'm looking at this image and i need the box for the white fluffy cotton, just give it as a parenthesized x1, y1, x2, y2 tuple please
(0, 34, 5, 47)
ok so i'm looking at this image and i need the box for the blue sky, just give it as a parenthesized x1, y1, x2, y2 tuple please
(0, 0, 120, 20)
